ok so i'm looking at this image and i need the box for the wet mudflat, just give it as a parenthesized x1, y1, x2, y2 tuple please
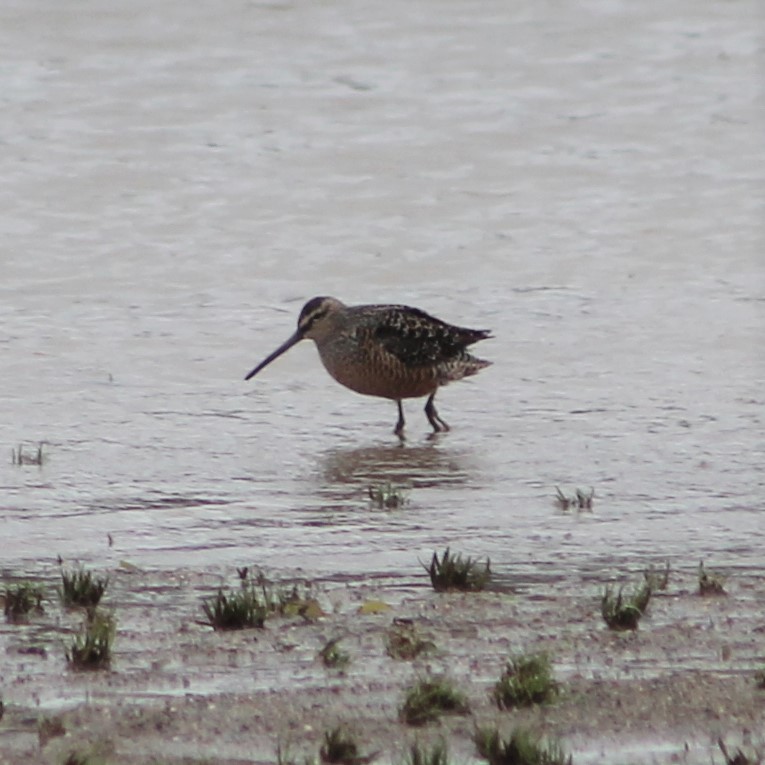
(1, 564, 763, 764)
(1, 0, 764, 761)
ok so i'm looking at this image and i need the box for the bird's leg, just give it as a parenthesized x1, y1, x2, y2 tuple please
(394, 400, 406, 439)
(424, 392, 450, 433)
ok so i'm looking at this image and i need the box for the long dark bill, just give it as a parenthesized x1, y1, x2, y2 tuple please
(244, 331, 303, 381)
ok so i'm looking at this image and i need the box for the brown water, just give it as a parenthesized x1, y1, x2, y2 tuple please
(1, 0, 764, 760)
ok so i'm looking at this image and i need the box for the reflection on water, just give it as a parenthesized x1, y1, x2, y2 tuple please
(318, 441, 475, 491)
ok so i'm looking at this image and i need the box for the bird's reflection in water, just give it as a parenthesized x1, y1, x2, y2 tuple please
(317, 440, 474, 497)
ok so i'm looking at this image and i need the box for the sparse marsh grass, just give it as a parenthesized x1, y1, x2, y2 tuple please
(11, 442, 45, 466)
(601, 582, 651, 631)
(319, 638, 350, 670)
(369, 482, 408, 509)
(474, 725, 572, 765)
(319, 725, 364, 763)
(386, 619, 436, 660)
(699, 561, 727, 596)
(241, 568, 324, 620)
(2, 581, 44, 622)
(66, 610, 115, 670)
(643, 561, 671, 591)
(201, 585, 267, 630)
(399, 677, 470, 726)
(59, 567, 108, 609)
(493, 653, 558, 709)
(425, 547, 491, 592)
(404, 739, 451, 765)
(554, 486, 593, 511)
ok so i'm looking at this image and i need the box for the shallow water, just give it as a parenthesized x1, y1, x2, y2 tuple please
(2, 0, 763, 617)
(1, 3, 764, 762)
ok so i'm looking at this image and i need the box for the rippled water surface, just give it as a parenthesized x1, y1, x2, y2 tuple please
(2, 0, 763, 582)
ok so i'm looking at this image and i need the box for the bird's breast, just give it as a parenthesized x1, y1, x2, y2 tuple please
(314, 334, 438, 400)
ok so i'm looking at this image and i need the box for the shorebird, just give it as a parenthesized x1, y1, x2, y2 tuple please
(244, 297, 492, 437)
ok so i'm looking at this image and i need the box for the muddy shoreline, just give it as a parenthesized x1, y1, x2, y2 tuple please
(2, 564, 763, 764)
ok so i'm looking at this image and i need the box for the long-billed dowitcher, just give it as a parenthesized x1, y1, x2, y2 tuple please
(244, 297, 492, 437)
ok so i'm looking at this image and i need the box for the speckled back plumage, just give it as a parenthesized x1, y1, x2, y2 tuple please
(351, 305, 491, 385)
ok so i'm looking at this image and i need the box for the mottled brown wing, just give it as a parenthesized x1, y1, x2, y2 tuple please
(370, 306, 491, 367)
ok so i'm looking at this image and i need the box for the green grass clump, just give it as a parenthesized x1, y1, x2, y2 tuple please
(425, 547, 491, 593)
(2, 582, 44, 622)
(601, 582, 651, 631)
(240, 568, 323, 620)
(319, 725, 363, 763)
(66, 610, 115, 670)
(405, 739, 452, 765)
(699, 561, 726, 596)
(474, 726, 572, 765)
(385, 620, 435, 660)
(369, 482, 408, 509)
(319, 638, 350, 670)
(493, 653, 558, 709)
(201, 585, 267, 630)
(59, 567, 108, 609)
(399, 677, 470, 726)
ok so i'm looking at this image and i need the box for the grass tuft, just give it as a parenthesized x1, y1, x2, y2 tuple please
(385, 619, 435, 661)
(601, 582, 651, 631)
(643, 561, 671, 591)
(425, 547, 491, 593)
(369, 482, 408, 509)
(276, 737, 315, 765)
(699, 561, 727, 596)
(61, 754, 89, 765)
(59, 567, 108, 609)
(493, 653, 558, 709)
(11, 442, 45, 466)
(66, 610, 115, 670)
(474, 725, 572, 765)
(201, 585, 267, 630)
(399, 677, 470, 726)
(404, 738, 452, 765)
(240, 568, 324, 620)
(319, 725, 365, 763)
(38, 715, 66, 746)
(319, 638, 350, 670)
(555, 486, 593, 511)
(2, 581, 44, 623)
